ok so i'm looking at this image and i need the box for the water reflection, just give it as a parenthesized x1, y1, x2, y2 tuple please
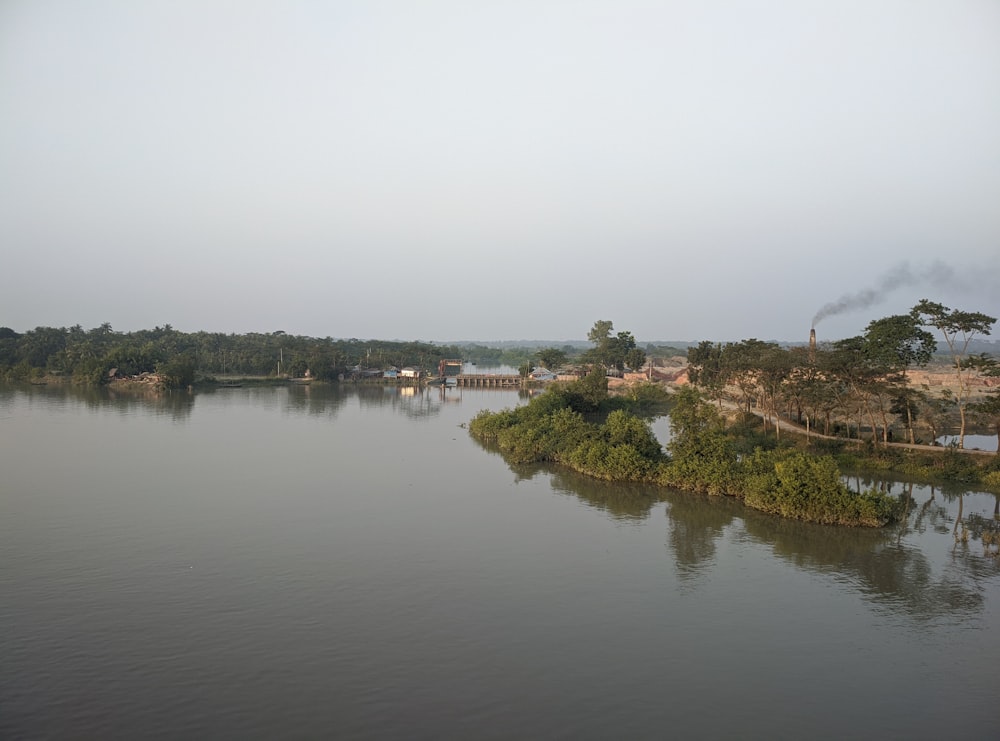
(0, 382, 457, 424)
(548, 468, 664, 520)
(2, 381, 196, 421)
(500, 461, 665, 520)
(353, 384, 443, 419)
(283, 384, 349, 418)
(663, 490, 740, 586)
(496, 447, 998, 622)
(739, 491, 996, 623)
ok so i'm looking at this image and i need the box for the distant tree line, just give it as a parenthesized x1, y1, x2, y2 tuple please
(0, 323, 546, 388)
(0, 319, 666, 390)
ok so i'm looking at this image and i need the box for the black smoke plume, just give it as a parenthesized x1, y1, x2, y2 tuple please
(812, 261, 954, 327)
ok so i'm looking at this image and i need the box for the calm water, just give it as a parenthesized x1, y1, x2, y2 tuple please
(2, 383, 998, 739)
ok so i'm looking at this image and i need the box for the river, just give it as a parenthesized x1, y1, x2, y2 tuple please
(1, 382, 998, 739)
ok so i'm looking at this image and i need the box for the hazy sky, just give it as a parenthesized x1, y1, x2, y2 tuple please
(2, 1, 998, 344)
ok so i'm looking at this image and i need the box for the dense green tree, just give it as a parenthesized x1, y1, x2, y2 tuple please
(686, 341, 727, 402)
(828, 335, 897, 444)
(721, 339, 779, 413)
(863, 314, 936, 370)
(861, 314, 936, 444)
(662, 387, 739, 494)
(582, 320, 645, 372)
(20, 327, 67, 367)
(157, 354, 197, 388)
(602, 409, 663, 460)
(0, 327, 22, 367)
(534, 347, 568, 371)
(624, 346, 647, 373)
(559, 366, 608, 412)
(587, 320, 614, 348)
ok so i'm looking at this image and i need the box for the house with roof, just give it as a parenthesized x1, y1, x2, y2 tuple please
(529, 367, 557, 381)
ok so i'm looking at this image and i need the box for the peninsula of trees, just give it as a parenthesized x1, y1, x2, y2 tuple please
(469, 303, 1000, 527)
(469, 366, 901, 527)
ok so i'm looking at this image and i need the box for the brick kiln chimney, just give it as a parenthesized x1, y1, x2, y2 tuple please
(809, 328, 816, 363)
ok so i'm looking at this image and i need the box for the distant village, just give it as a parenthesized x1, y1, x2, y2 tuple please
(345, 357, 692, 387)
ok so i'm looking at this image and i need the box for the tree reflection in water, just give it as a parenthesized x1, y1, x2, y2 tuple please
(736, 483, 996, 622)
(507, 462, 665, 521)
(510, 454, 998, 622)
(17, 381, 198, 422)
(284, 383, 349, 419)
(663, 489, 740, 587)
(353, 384, 443, 419)
(471, 415, 999, 621)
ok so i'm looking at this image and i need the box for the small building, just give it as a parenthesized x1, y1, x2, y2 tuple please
(383, 367, 399, 379)
(400, 367, 421, 378)
(529, 367, 557, 381)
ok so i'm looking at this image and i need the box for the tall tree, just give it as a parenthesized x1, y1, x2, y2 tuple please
(828, 336, 889, 443)
(721, 339, 777, 413)
(587, 320, 614, 348)
(755, 345, 793, 439)
(911, 300, 997, 448)
(862, 314, 936, 443)
(687, 341, 727, 404)
(583, 321, 645, 372)
(863, 314, 936, 371)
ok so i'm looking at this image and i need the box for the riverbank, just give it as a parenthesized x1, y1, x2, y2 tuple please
(704, 397, 1000, 489)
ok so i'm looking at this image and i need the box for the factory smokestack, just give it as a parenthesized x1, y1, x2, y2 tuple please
(809, 328, 816, 363)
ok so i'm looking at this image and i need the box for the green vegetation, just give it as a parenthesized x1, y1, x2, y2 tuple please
(581, 320, 646, 372)
(0, 324, 552, 389)
(470, 367, 667, 481)
(467, 319, 917, 527)
(470, 369, 900, 527)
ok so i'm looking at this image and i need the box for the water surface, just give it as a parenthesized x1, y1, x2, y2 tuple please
(2, 383, 998, 739)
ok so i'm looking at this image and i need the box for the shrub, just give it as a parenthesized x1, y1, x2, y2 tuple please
(469, 408, 520, 439)
(660, 430, 739, 495)
(743, 451, 898, 526)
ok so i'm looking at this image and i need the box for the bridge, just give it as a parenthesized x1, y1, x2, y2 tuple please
(454, 374, 523, 388)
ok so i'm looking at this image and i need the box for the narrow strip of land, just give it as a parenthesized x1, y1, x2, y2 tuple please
(710, 397, 996, 456)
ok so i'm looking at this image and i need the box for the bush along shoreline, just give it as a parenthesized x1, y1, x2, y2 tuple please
(469, 373, 901, 528)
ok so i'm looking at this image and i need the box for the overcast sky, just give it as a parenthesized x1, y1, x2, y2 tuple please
(1, 1, 998, 344)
